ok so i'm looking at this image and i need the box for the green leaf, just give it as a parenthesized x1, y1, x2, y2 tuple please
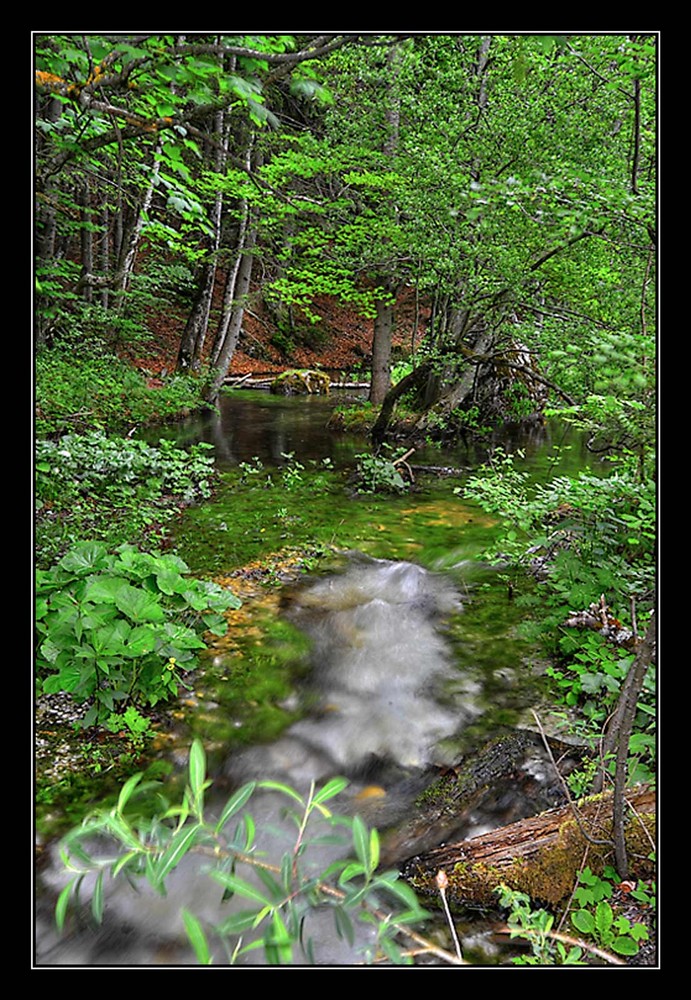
(339, 861, 366, 885)
(182, 908, 212, 964)
(117, 772, 144, 815)
(58, 542, 109, 573)
(333, 905, 355, 946)
(610, 935, 640, 956)
(312, 776, 349, 806)
(91, 870, 105, 924)
(188, 739, 206, 803)
(208, 870, 273, 907)
(83, 575, 131, 605)
(154, 823, 203, 883)
(257, 780, 305, 806)
(55, 878, 75, 931)
(369, 826, 380, 872)
(265, 910, 293, 965)
(115, 584, 167, 623)
(595, 900, 614, 935)
(571, 909, 595, 935)
(214, 782, 257, 835)
(351, 814, 370, 871)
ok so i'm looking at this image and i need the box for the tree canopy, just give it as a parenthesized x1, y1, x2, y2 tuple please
(34, 32, 656, 455)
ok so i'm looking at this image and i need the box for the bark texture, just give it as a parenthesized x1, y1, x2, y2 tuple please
(401, 785, 655, 909)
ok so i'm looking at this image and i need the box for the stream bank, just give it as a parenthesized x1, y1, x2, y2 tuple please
(36, 389, 634, 966)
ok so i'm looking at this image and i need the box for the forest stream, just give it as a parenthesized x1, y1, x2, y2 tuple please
(35, 389, 607, 967)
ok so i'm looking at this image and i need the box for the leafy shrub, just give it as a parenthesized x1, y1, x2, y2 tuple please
(354, 449, 408, 494)
(36, 433, 217, 566)
(35, 348, 207, 436)
(36, 541, 241, 726)
(459, 448, 656, 777)
(56, 739, 432, 965)
(460, 449, 655, 618)
(37, 432, 215, 505)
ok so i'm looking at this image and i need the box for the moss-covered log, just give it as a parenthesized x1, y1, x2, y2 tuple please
(270, 369, 330, 395)
(401, 785, 655, 910)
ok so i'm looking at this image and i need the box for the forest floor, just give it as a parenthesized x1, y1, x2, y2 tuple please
(123, 283, 430, 386)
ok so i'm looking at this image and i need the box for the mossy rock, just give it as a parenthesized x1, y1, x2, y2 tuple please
(270, 370, 331, 396)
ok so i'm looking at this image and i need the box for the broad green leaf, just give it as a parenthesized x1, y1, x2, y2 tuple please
(58, 542, 109, 573)
(115, 584, 167, 623)
(611, 935, 639, 956)
(83, 575, 131, 605)
(571, 909, 595, 935)
(595, 900, 614, 935)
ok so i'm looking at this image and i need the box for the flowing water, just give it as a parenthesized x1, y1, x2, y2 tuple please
(35, 389, 605, 967)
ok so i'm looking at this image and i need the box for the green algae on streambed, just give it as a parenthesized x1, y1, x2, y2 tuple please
(168, 467, 547, 767)
(35, 464, 545, 841)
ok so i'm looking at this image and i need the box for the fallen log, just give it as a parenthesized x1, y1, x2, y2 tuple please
(401, 784, 655, 910)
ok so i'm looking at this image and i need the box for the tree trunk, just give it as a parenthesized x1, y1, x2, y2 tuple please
(368, 42, 402, 406)
(113, 138, 162, 314)
(79, 179, 94, 304)
(177, 108, 228, 372)
(210, 133, 255, 368)
(401, 785, 655, 910)
(369, 281, 395, 405)
(204, 224, 257, 405)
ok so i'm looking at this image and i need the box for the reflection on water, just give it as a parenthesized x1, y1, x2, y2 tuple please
(140, 388, 600, 477)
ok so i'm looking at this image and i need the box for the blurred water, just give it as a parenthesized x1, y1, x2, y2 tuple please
(37, 555, 476, 966)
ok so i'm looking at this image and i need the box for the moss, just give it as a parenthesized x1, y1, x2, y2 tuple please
(270, 369, 331, 395)
(406, 794, 656, 912)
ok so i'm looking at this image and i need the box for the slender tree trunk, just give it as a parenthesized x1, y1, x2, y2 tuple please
(368, 42, 402, 405)
(369, 280, 396, 405)
(204, 224, 257, 405)
(113, 138, 162, 314)
(100, 204, 110, 310)
(79, 179, 94, 303)
(210, 135, 255, 366)
(178, 111, 229, 372)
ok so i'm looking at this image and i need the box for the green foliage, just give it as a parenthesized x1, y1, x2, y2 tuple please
(460, 447, 656, 775)
(35, 348, 207, 438)
(354, 449, 408, 494)
(36, 542, 241, 726)
(104, 705, 153, 748)
(461, 448, 655, 618)
(37, 432, 215, 506)
(497, 868, 651, 966)
(36, 431, 218, 567)
(495, 884, 584, 965)
(570, 868, 650, 957)
(56, 738, 430, 965)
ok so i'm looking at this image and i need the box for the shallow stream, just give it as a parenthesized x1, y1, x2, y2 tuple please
(35, 389, 605, 967)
